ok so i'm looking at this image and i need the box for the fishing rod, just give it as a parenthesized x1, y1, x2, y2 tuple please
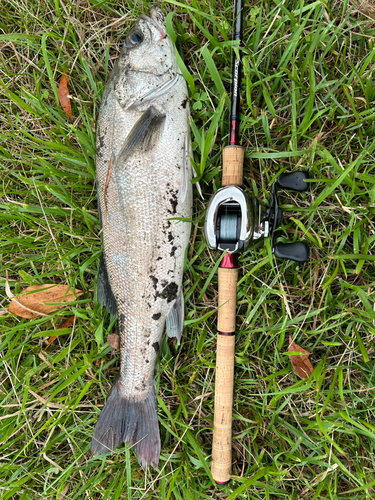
(204, 0, 310, 485)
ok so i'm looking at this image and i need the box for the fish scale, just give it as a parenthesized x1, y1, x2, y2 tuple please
(91, 8, 192, 468)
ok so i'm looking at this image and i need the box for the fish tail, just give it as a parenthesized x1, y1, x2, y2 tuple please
(91, 378, 160, 468)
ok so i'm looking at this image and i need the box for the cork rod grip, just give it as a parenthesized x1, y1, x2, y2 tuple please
(222, 145, 244, 187)
(211, 267, 238, 483)
(218, 267, 238, 333)
(211, 334, 235, 483)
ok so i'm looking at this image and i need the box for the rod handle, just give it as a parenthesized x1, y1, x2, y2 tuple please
(222, 145, 244, 187)
(212, 266, 238, 484)
(217, 267, 238, 333)
(211, 334, 235, 484)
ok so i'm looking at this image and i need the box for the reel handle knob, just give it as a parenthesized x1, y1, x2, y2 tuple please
(275, 171, 309, 192)
(273, 241, 309, 262)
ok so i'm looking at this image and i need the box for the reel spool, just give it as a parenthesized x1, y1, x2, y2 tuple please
(204, 171, 310, 262)
(204, 186, 257, 253)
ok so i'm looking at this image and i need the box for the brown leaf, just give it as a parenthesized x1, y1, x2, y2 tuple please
(8, 285, 84, 319)
(287, 336, 314, 379)
(58, 315, 76, 330)
(58, 485, 69, 500)
(107, 333, 120, 350)
(58, 70, 73, 119)
(45, 315, 77, 350)
(354, 97, 367, 105)
(45, 336, 57, 350)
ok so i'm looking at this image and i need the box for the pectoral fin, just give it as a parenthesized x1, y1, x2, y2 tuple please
(116, 106, 166, 165)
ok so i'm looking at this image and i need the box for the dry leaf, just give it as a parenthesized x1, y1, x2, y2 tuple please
(354, 97, 367, 105)
(107, 333, 120, 350)
(58, 485, 69, 500)
(45, 336, 57, 350)
(8, 284, 84, 319)
(58, 69, 73, 119)
(45, 315, 77, 350)
(58, 315, 76, 329)
(287, 336, 314, 379)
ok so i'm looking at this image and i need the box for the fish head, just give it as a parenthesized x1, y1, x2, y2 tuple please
(114, 8, 179, 110)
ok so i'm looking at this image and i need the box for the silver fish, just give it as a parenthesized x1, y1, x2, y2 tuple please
(91, 8, 192, 467)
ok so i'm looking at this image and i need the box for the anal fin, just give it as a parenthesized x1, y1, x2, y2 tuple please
(166, 290, 184, 345)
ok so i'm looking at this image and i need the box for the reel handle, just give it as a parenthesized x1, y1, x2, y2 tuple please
(270, 171, 310, 263)
(275, 171, 309, 192)
(274, 241, 309, 262)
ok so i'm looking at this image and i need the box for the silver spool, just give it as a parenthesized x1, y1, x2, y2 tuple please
(204, 186, 255, 253)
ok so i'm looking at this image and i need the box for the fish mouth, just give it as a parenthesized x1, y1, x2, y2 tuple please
(140, 8, 167, 40)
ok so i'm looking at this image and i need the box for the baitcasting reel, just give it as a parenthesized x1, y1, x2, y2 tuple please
(204, 171, 310, 262)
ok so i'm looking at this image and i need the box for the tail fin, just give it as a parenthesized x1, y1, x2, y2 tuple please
(91, 378, 160, 468)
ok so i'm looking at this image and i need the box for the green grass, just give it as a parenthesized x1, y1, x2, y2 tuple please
(1, 0, 375, 498)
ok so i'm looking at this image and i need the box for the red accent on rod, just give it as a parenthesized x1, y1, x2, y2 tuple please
(215, 480, 231, 485)
(229, 119, 239, 145)
(220, 253, 238, 269)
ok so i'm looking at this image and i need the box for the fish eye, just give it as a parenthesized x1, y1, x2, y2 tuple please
(125, 31, 144, 48)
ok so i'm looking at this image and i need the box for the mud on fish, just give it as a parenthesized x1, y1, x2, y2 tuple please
(92, 8, 193, 467)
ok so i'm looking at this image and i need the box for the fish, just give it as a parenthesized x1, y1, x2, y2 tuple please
(91, 7, 193, 468)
